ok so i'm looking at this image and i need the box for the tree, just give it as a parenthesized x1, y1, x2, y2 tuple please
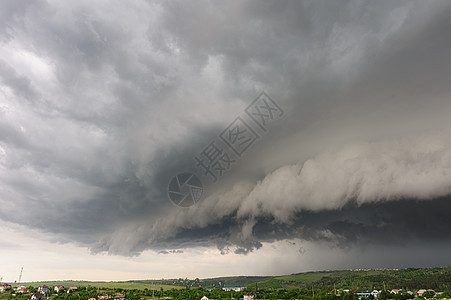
(422, 291, 435, 299)
(379, 290, 391, 300)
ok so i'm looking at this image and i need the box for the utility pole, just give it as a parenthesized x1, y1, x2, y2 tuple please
(312, 283, 315, 297)
(18, 267, 23, 284)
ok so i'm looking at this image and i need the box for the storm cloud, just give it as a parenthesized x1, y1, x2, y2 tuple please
(1, 0, 451, 269)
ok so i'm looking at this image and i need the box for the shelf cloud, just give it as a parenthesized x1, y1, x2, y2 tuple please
(1, 0, 451, 270)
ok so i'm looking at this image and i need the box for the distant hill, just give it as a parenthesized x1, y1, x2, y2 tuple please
(243, 267, 451, 290)
(128, 276, 269, 289)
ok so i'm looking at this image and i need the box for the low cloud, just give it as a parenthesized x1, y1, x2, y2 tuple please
(158, 249, 184, 255)
(90, 130, 451, 255)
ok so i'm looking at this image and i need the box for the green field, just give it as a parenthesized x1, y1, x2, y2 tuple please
(10, 281, 181, 291)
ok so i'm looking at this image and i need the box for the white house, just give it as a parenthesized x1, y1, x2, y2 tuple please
(243, 293, 254, 300)
(54, 285, 64, 293)
(97, 293, 110, 300)
(37, 285, 49, 293)
(222, 287, 246, 292)
(417, 289, 427, 296)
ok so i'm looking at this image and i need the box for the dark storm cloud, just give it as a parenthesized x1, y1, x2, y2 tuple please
(0, 61, 40, 102)
(1, 0, 451, 268)
(147, 196, 451, 250)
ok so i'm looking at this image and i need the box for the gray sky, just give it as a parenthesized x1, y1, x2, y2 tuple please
(1, 0, 451, 281)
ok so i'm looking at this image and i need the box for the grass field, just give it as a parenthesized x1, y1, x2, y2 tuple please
(11, 281, 181, 291)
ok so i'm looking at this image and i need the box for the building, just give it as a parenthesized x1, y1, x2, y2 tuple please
(243, 293, 254, 300)
(54, 285, 65, 293)
(222, 287, 246, 292)
(418, 290, 427, 297)
(16, 287, 31, 294)
(0, 284, 12, 292)
(418, 289, 435, 297)
(97, 293, 110, 300)
(200, 296, 210, 300)
(356, 291, 379, 299)
(114, 294, 126, 300)
(67, 287, 78, 293)
(37, 286, 49, 293)
(30, 293, 43, 300)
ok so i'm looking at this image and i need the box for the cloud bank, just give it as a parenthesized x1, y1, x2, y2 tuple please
(1, 0, 451, 268)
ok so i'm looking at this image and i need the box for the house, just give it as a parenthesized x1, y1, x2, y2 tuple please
(418, 289, 435, 297)
(243, 293, 254, 300)
(356, 291, 379, 299)
(0, 284, 12, 292)
(37, 285, 49, 292)
(67, 287, 78, 293)
(222, 287, 246, 292)
(417, 289, 427, 297)
(54, 285, 64, 293)
(201, 296, 210, 300)
(97, 293, 110, 300)
(17, 287, 31, 294)
(390, 289, 400, 294)
(114, 294, 126, 300)
(30, 293, 43, 300)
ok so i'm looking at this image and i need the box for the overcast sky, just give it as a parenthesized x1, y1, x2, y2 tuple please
(1, 0, 451, 282)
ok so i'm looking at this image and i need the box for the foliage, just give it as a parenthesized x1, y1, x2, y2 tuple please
(1, 266, 451, 300)
(245, 267, 451, 291)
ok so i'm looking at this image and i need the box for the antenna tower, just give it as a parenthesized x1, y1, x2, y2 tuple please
(18, 267, 23, 284)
